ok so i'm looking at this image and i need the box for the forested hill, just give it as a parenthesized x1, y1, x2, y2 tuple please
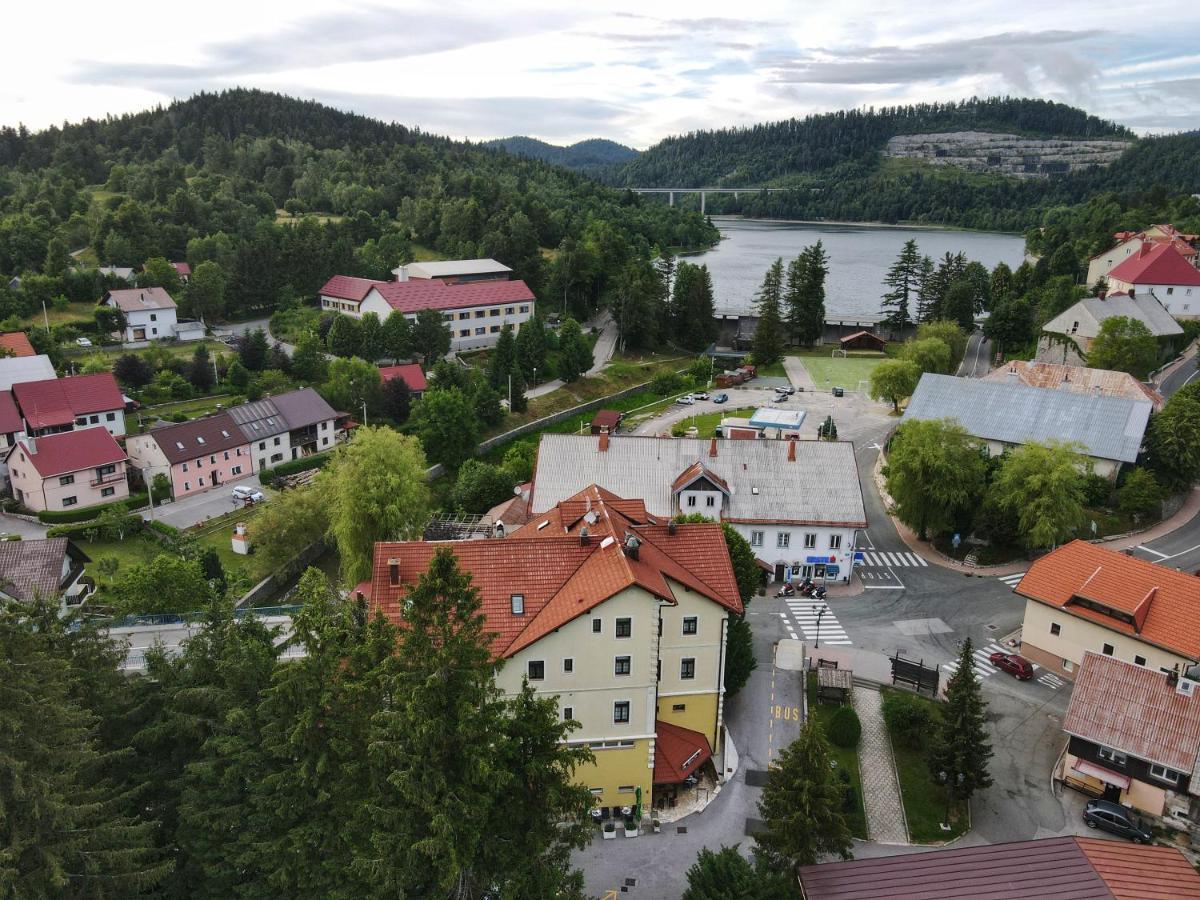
(613, 97, 1133, 188)
(483, 136, 639, 176)
(0, 89, 716, 323)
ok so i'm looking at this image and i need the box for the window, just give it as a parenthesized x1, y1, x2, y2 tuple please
(803, 533, 817, 548)
(615, 656, 631, 676)
(1050, 622, 1061, 636)
(563, 707, 574, 721)
(106, 412, 115, 422)
(259, 441, 266, 450)
(475, 327, 486, 336)
(615, 618, 631, 638)
(62, 496, 78, 507)
(75, 417, 86, 426)
(198, 476, 206, 486)
(777, 533, 790, 549)
(682, 617, 698, 635)
(1150, 764, 1180, 784)
(1102, 643, 1114, 656)
(1063, 659, 1073, 672)
(273, 437, 281, 446)
(184, 481, 191, 491)
(489, 308, 500, 316)
(686, 495, 696, 507)
(505, 306, 514, 314)
(59, 474, 75, 486)
(89, 415, 99, 424)
(209, 456, 216, 464)
(101, 487, 115, 497)
(474, 310, 485, 318)
(510, 594, 524, 614)
(618, 785, 636, 793)
(1098, 745, 1127, 766)
(829, 534, 842, 549)
(672, 703, 686, 712)
(613, 701, 630, 723)
(182, 462, 189, 472)
(232, 466, 243, 475)
(681, 658, 696, 679)
(1134, 655, 1146, 666)
(489, 325, 500, 333)
(459, 329, 470, 337)
(150, 313, 157, 321)
(592, 618, 602, 634)
(750, 531, 764, 547)
(519, 305, 529, 313)
(459, 312, 470, 320)
(563, 658, 574, 674)
(527, 661, 545, 680)
(1167, 287, 1175, 295)
(705, 495, 715, 507)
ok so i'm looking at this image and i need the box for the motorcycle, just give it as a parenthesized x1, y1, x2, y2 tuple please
(797, 579, 816, 597)
(812, 585, 827, 601)
(775, 583, 795, 598)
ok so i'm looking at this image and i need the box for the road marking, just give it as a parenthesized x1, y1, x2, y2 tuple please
(942, 641, 1007, 681)
(1137, 544, 1168, 559)
(1038, 672, 1066, 690)
(998, 572, 1026, 588)
(862, 584, 905, 590)
(857, 550, 928, 568)
(1158, 542, 1200, 562)
(784, 600, 853, 646)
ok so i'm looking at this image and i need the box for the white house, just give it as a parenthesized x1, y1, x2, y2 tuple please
(1105, 242, 1200, 319)
(1038, 292, 1184, 366)
(1085, 224, 1199, 287)
(225, 388, 341, 472)
(530, 433, 868, 583)
(103, 287, 202, 343)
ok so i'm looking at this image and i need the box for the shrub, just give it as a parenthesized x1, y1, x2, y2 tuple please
(827, 706, 862, 748)
(650, 371, 686, 396)
(36, 492, 149, 524)
(46, 517, 145, 541)
(881, 689, 938, 750)
(257, 451, 334, 484)
(1080, 473, 1111, 507)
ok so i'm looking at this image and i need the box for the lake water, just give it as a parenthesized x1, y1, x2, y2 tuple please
(686, 218, 1027, 318)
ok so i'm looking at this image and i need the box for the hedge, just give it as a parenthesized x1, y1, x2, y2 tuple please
(146, 520, 181, 539)
(47, 517, 145, 541)
(37, 492, 150, 524)
(257, 451, 333, 483)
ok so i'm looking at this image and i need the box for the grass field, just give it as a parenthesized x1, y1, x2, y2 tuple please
(806, 673, 869, 839)
(671, 407, 755, 438)
(789, 350, 886, 390)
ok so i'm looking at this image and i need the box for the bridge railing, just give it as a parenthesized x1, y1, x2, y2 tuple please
(102, 605, 302, 630)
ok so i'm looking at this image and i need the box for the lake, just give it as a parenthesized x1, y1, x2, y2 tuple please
(686, 218, 1027, 318)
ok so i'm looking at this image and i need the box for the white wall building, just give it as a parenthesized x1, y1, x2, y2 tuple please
(103, 287, 180, 342)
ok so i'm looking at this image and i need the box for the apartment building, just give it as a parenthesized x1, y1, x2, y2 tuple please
(11, 373, 127, 438)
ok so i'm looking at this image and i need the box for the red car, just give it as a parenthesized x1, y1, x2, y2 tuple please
(989, 651, 1034, 680)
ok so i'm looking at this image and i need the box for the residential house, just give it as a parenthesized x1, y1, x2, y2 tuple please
(96, 265, 136, 283)
(226, 387, 340, 471)
(368, 485, 744, 815)
(392, 258, 512, 284)
(1015, 540, 1200, 680)
(1085, 223, 1199, 286)
(983, 360, 1164, 411)
(0, 331, 36, 357)
(125, 412, 252, 500)
(103, 287, 202, 342)
(1061, 651, 1200, 825)
(170, 261, 191, 283)
(484, 482, 532, 535)
(0, 537, 92, 612)
(0, 355, 56, 391)
(11, 373, 126, 438)
(1105, 242, 1200, 318)
(797, 835, 1200, 900)
(378, 363, 427, 398)
(5, 428, 129, 513)
(0, 390, 24, 491)
(1038, 291, 1184, 366)
(903, 373, 1151, 479)
(530, 433, 867, 582)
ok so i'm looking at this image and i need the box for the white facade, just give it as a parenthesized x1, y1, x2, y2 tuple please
(117, 305, 178, 342)
(1109, 284, 1199, 319)
(249, 418, 337, 472)
(72, 408, 127, 439)
(359, 290, 535, 351)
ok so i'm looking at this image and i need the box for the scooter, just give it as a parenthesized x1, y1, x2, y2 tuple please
(812, 585, 827, 601)
(775, 583, 795, 598)
(797, 579, 816, 597)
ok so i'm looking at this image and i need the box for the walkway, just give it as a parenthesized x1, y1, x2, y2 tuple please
(525, 312, 619, 400)
(782, 355, 817, 391)
(851, 687, 909, 845)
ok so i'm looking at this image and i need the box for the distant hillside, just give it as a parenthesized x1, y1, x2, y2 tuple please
(484, 136, 639, 176)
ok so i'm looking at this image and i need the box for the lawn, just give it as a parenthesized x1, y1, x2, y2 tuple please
(788, 350, 886, 390)
(129, 394, 233, 434)
(671, 407, 756, 438)
(805, 673, 869, 839)
(269, 306, 323, 344)
(14, 301, 97, 330)
(755, 360, 788, 378)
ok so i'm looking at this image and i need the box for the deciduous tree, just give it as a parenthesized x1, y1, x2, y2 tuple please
(382, 309, 411, 363)
(1146, 389, 1200, 490)
(1086, 315, 1159, 378)
(183, 260, 226, 322)
(683, 845, 798, 900)
(290, 330, 328, 384)
(869, 358, 921, 413)
(411, 307, 451, 362)
(884, 419, 988, 540)
(901, 336, 952, 375)
(111, 553, 213, 616)
(412, 387, 481, 469)
(987, 440, 1088, 550)
(326, 314, 361, 359)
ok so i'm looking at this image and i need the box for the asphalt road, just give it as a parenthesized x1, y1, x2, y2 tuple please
(958, 330, 993, 378)
(1158, 349, 1198, 398)
(1129, 506, 1200, 574)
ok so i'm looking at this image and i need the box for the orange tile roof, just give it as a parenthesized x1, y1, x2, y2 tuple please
(983, 360, 1164, 410)
(0, 331, 35, 357)
(653, 720, 712, 784)
(371, 485, 742, 659)
(1076, 837, 1200, 900)
(670, 460, 730, 495)
(1016, 540, 1200, 658)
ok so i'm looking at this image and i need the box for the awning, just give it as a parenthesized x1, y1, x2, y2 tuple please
(1072, 759, 1131, 790)
(653, 720, 713, 785)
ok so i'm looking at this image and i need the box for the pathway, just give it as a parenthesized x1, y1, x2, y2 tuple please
(850, 687, 909, 845)
(525, 312, 619, 400)
(782, 355, 817, 391)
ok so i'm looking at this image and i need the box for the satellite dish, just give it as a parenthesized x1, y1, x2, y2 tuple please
(513, 484, 523, 496)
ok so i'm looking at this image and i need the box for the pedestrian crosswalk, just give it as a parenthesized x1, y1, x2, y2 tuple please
(784, 599, 852, 646)
(856, 550, 928, 568)
(997, 572, 1027, 588)
(941, 640, 1066, 691)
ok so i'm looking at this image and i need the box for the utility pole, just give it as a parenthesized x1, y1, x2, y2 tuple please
(361, 401, 367, 427)
(508, 373, 512, 409)
(41, 300, 50, 333)
(146, 473, 155, 522)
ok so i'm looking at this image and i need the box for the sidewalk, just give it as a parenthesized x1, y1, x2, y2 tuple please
(852, 688, 910, 845)
(783, 355, 817, 391)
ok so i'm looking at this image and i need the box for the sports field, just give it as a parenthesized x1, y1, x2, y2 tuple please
(790, 351, 885, 390)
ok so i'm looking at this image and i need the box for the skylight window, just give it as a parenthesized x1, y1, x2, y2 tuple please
(221, 430, 230, 438)
(197, 436, 206, 444)
(175, 441, 185, 450)
(537, 520, 549, 530)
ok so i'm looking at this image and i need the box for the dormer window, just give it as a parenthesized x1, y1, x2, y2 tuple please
(511, 594, 524, 615)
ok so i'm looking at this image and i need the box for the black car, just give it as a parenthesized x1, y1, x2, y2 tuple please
(1083, 799, 1153, 843)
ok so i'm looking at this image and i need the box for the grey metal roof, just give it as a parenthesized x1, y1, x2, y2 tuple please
(0, 355, 56, 391)
(405, 258, 511, 278)
(531, 434, 867, 526)
(269, 388, 337, 431)
(903, 374, 1151, 463)
(1043, 293, 1183, 339)
(226, 397, 283, 441)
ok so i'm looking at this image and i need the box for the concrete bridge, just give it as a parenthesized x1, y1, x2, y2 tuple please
(629, 186, 794, 213)
(104, 606, 300, 671)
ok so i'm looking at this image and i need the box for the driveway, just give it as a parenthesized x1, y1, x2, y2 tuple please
(0, 512, 48, 540)
(143, 477, 270, 530)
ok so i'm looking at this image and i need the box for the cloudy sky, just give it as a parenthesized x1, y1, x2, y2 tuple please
(4, 0, 1198, 146)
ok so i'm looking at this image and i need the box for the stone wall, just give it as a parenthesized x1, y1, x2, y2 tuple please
(886, 131, 1131, 178)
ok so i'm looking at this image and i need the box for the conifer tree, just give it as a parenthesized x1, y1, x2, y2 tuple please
(516, 315, 549, 382)
(930, 637, 994, 812)
(881, 239, 921, 331)
(382, 310, 412, 363)
(358, 311, 385, 362)
(753, 258, 785, 366)
(488, 322, 517, 388)
(557, 317, 593, 382)
(507, 359, 528, 412)
(787, 241, 828, 346)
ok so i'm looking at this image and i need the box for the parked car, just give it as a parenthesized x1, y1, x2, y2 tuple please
(675, 395, 695, 405)
(772, 393, 789, 402)
(777, 386, 795, 395)
(232, 485, 265, 504)
(1083, 799, 1153, 843)
(832, 386, 845, 397)
(75, 337, 93, 348)
(988, 651, 1034, 680)
(693, 391, 710, 401)
(713, 393, 729, 404)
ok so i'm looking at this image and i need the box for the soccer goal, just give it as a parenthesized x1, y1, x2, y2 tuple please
(831, 348, 848, 359)
(856, 380, 870, 394)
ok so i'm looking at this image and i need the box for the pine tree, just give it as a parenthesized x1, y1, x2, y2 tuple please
(930, 637, 994, 814)
(557, 317, 593, 382)
(507, 360, 528, 412)
(753, 258, 785, 366)
(755, 716, 854, 873)
(787, 242, 828, 346)
(516, 315, 549, 383)
(915, 255, 936, 322)
(612, 258, 661, 351)
(382, 310, 412, 363)
(880, 239, 921, 331)
(488, 323, 517, 388)
(358, 311, 385, 362)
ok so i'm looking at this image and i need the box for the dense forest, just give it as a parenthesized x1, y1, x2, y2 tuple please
(482, 136, 639, 179)
(0, 89, 715, 322)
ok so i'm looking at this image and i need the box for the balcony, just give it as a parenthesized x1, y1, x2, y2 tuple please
(89, 470, 126, 488)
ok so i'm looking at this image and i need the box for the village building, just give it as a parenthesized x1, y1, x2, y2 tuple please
(5, 428, 129, 513)
(1085, 223, 1200, 287)
(225, 387, 341, 472)
(0, 390, 24, 491)
(125, 412, 253, 500)
(0, 355, 57, 391)
(367, 485, 744, 816)
(982, 360, 1164, 410)
(391, 258, 512, 284)
(11, 373, 126, 438)
(0, 331, 36, 357)
(0, 537, 92, 612)
(1104, 242, 1200, 318)
(378, 363, 427, 398)
(1038, 291, 1183, 367)
(102, 287, 204, 343)
(1015, 541, 1200, 680)
(903, 373, 1151, 479)
(530, 433, 867, 582)
(170, 261, 191, 283)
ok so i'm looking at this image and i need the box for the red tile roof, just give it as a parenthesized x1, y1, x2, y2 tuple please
(9, 428, 126, 478)
(0, 331, 36, 357)
(1016, 540, 1200, 658)
(1076, 836, 1200, 900)
(318, 275, 384, 303)
(653, 720, 712, 784)
(0, 390, 21, 434)
(170, 261, 191, 276)
(591, 409, 622, 431)
(671, 460, 730, 495)
(144, 412, 249, 464)
(370, 278, 535, 314)
(378, 364, 427, 392)
(371, 485, 742, 659)
(12, 374, 124, 430)
(1108, 241, 1200, 287)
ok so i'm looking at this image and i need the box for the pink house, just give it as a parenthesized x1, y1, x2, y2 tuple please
(5, 428, 129, 513)
(125, 411, 252, 500)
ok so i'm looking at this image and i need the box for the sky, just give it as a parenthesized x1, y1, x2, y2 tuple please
(3, 0, 1199, 147)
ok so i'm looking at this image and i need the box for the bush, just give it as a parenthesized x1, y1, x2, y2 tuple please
(1081, 473, 1111, 507)
(36, 492, 149, 524)
(46, 517, 145, 541)
(881, 689, 938, 750)
(650, 371, 686, 395)
(257, 451, 334, 484)
(827, 706, 862, 748)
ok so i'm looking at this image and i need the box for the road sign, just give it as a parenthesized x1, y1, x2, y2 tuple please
(952, 533, 961, 550)
(826, 565, 840, 576)
(853, 551, 865, 561)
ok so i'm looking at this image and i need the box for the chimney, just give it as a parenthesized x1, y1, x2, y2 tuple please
(599, 431, 609, 452)
(1139, 242, 1152, 258)
(668, 520, 677, 536)
(624, 533, 640, 560)
(25, 436, 36, 454)
(787, 438, 796, 462)
(1007, 366, 1018, 380)
(395, 265, 409, 282)
(709, 437, 718, 458)
(580, 527, 590, 546)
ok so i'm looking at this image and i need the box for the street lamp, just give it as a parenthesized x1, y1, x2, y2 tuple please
(939, 770, 964, 830)
(814, 603, 829, 649)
